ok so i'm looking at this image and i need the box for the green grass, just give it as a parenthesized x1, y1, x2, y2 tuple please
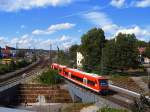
(97, 107, 128, 112)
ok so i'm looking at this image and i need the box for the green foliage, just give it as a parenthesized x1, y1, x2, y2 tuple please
(101, 33, 139, 74)
(0, 60, 30, 75)
(69, 44, 79, 68)
(144, 47, 150, 58)
(97, 106, 128, 112)
(38, 69, 61, 85)
(135, 40, 148, 47)
(58, 50, 70, 66)
(32, 54, 37, 62)
(0, 64, 9, 74)
(16, 60, 30, 68)
(80, 28, 105, 72)
(132, 95, 150, 112)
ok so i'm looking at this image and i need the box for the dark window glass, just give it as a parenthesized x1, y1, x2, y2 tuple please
(99, 80, 108, 86)
(87, 80, 95, 86)
(64, 71, 68, 76)
(71, 75, 83, 82)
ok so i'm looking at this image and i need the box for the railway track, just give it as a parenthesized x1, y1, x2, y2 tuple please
(0, 57, 48, 92)
(65, 77, 149, 110)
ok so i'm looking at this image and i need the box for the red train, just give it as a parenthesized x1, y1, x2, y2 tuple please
(51, 63, 109, 94)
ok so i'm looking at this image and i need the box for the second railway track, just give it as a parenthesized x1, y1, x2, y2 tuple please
(0, 57, 48, 91)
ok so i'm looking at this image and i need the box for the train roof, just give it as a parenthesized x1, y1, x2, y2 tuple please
(59, 65, 66, 68)
(69, 68, 104, 79)
(52, 63, 58, 65)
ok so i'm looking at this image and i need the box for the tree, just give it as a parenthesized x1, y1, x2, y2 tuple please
(102, 33, 139, 73)
(59, 50, 70, 66)
(69, 44, 79, 68)
(144, 47, 150, 58)
(80, 28, 105, 72)
(136, 40, 148, 47)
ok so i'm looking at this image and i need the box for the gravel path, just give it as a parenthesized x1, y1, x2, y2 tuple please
(131, 76, 149, 93)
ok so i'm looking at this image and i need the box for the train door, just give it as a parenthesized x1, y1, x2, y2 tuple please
(83, 78, 87, 85)
(68, 72, 71, 78)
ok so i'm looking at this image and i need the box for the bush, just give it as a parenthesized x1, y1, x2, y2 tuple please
(16, 60, 30, 68)
(0, 65, 9, 74)
(0, 60, 30, 75)
(97, 107, 128, 112)
(38, 69, 62, 85)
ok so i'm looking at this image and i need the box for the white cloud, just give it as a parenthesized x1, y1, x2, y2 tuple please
(83, 11, 150, 41)
(32, 23, 75, 35)
(134, 0, 150, 8)
(0, 34, 76, 50)
(59, 35, 70, 41)
(110, 0, 150, 8)
(110, 0, 125, 8)
(83, 11, 119, 34)
(0, 0, 73, 12)
(115, 26, 150, 40)
(55, 35, 75, 49)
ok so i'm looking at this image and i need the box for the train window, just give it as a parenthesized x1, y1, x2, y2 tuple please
(71, 75, 83, 82)
(59, 69, 62, 72)
(64, 71, 68, 76)
(99, 80, 108, 86)
(87, 80, 95, 86)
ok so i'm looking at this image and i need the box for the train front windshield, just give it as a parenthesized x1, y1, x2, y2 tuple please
(99, 80, 108, 86)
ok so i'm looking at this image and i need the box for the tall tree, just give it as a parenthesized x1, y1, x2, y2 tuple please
(80, 28, 105, 72)
(102, 33, 139, 73)
(59, 50, 70, 66)
(69, 44, 79, 68)
(135, 40, 148, 47)
(144, 47, 150, 58)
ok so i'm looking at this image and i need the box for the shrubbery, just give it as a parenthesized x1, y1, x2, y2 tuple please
(38, 69, 62, 85)
(0, 60, 31, 75)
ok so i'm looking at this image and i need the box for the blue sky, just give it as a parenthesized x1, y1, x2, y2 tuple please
(0, 0, 149, 50)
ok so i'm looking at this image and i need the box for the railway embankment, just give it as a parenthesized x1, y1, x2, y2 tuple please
(0, 59, 40, 82)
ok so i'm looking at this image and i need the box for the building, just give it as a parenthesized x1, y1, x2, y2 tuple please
(138, 47, 145, 54)
(77, 52, 84, 69)
(137, 47, 150, 64)
(144, 57, 150, 64)
(0, 46, 16, 58)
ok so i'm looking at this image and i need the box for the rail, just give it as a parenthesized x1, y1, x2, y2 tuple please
(0, 59, 40, 81)
(109, 84, 150, 101)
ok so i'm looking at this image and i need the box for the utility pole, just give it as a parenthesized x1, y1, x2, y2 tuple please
(16, 42, 18, 60)
(57, 46, 59, 64)
(49, 42, 52, 65)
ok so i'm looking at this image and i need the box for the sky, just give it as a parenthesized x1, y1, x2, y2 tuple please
(0, 0, 150, 50)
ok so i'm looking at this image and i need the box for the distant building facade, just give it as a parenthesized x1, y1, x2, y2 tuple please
(0, 46, 16, 58)
(138, 47, 145, 54)
(137, 47, 150, 64)
(144, 57, 150, 64)
(77, 52, 84, 69)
